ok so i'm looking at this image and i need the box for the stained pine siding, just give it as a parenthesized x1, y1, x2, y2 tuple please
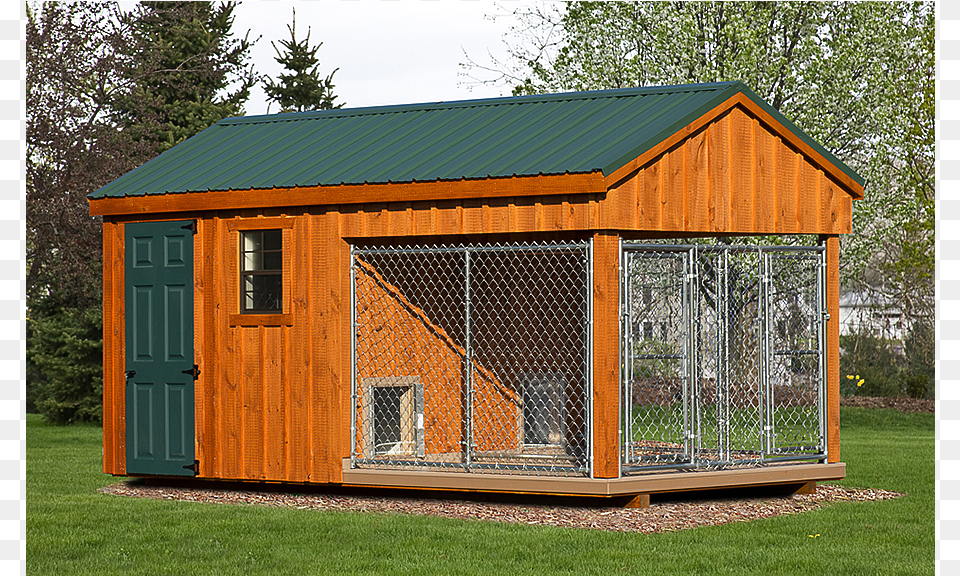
(98, 99, 856, 486)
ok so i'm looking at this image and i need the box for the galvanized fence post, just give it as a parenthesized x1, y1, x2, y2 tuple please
(588, 237, 596, 478)
(464, 247, 473, 469)
(818, 247, 828, 456)
(349, 245, 358, 468)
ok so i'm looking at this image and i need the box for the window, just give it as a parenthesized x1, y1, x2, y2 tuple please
(240, 229, 282, 312)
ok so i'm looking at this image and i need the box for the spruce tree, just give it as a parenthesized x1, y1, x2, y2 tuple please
(264, 9, 342, 113)
(115, 1, 258, 153)
(27, 1, 258, 423)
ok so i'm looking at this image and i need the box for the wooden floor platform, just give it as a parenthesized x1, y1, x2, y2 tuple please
(341, 459, 845, 501)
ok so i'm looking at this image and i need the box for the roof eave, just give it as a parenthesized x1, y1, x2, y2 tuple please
(601, 85, 865, 200)
(88, 171, 608, 217)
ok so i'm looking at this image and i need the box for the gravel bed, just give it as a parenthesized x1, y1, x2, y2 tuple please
(99, 481, 900, 533)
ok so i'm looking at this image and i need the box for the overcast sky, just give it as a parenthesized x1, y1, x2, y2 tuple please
(231, 1, 522, 115)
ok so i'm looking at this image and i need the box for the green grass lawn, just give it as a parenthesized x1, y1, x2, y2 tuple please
(27, 408, 933, 575)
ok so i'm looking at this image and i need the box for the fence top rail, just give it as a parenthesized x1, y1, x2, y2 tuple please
(621, 242, 825, 254)
(353, 240, 590, 255)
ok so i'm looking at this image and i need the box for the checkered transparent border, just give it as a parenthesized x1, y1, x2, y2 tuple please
(3, 4, 951, 576)
(940, 4, 958, 575)
(2, 3, 22, 576)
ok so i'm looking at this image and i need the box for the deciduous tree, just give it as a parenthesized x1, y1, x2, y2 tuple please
(466, 1, 935, 390)
(27, 0, 260, 423)
(26, 1, 152, 307)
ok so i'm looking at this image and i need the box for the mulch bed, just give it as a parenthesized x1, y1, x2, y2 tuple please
(100, 398, 918, 533)
(99, 481, 901, 533)
(840, 395, 934, 413)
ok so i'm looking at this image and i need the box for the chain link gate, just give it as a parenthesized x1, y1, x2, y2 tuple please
(621, 243, 826, 473)
(351, 240, 592, 476)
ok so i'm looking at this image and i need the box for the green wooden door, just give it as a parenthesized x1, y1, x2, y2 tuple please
(125, 220, 196, 476)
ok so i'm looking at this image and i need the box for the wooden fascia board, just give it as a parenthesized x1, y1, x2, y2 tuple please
(88, 171, 607, 217)
(602, 92, 865, 200)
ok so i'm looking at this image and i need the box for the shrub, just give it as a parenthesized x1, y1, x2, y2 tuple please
(902, 319, 934, 399)
(839, 319, 934, 399)
(839, 329, 902, 397)
(27, 298, 103, 424)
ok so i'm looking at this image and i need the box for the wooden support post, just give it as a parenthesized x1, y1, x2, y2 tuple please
(793, 481, 817, 495)
(624, 494, 650, 509)
(821, 235, 841, 463)
(101, 218, 122, 475)
(593, 231, 620, 478)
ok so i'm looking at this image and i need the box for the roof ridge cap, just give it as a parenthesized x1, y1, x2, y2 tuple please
(219, 82, 744, 126)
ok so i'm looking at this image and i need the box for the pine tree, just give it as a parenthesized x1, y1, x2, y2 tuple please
(27, 1, 259, 423)
(115, 1, 258, 153)
(264, 9, 342, 113)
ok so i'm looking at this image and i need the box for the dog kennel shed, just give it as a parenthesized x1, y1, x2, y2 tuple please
(88, 82, 863, 501)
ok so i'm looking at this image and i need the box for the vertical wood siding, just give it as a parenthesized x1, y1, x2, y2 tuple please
(607, 106, 852, 237)
(824, 235, 842, 463)
(99, 102, 856, 484)
(592, 232, 620, 479)
(101, 219, 125, 475)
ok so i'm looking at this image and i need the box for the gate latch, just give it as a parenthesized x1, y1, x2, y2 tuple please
(181, 364, 201, 380)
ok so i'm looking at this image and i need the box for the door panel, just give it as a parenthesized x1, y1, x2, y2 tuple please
(125, 220, 196, 476)
(621, 249, 692, 468)
(764, 252, 824, 457)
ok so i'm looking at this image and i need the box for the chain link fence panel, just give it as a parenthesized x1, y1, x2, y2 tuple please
(352, 240, 591, 476)
(622, 243, 826, 474)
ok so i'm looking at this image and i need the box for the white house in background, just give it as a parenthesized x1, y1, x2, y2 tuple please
(838, 290, 905, 343)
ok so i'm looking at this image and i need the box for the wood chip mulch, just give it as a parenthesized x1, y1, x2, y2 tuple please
(840, 395, 934, 413)
(98, 481, 901, 533)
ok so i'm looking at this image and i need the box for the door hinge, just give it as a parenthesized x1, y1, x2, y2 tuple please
(124, 369, 136, 379)
(181, 220, 197, 234)
(181, 364, 200, 381)
(182, 459, 199, 476)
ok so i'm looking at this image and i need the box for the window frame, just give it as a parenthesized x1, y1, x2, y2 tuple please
(226, 219, 295, 327)
(361, 376, 424, 458)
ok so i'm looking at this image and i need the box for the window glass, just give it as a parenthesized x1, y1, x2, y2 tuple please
(240, 230, 282, 312)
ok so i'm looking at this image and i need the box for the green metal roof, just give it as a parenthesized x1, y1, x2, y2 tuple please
(88, 81, 864, 199)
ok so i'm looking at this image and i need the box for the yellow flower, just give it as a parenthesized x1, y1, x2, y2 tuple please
(846, 375, 854, 380)
(857, 379, 865, 387)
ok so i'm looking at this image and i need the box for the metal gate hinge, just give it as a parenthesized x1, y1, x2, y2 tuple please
(181, 364, 201, 381)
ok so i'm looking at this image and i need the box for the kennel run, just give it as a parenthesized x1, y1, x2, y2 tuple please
(88, 82, 862, 501)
